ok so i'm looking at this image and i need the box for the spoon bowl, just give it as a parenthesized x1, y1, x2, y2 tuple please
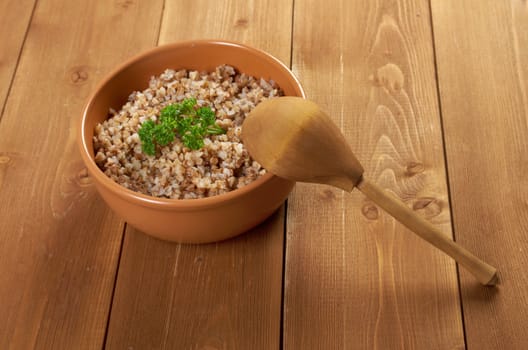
(243, 97, 363, 191)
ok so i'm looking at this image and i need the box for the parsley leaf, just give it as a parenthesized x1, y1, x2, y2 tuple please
(137, 120, 156, 155)
(137, 98, 226, 155)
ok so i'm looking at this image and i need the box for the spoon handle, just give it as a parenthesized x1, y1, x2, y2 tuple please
(356, 177, 498, 286)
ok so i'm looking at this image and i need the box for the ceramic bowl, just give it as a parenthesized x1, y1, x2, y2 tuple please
(78, 40, 305, 243)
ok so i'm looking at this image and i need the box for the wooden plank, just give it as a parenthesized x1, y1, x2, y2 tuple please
(106, 213, 285, 349)
(0, 0, 35, 118)
(431, 0, 528, 348)
(105, 0, 293, 348)
(284, 1, 464, 348)
(158, 0, 291, 54)
(0, 0, 163, 348)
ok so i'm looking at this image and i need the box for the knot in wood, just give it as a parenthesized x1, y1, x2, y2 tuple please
(77, 168, 92, 186)
(320, 189, 336, 201)
(70, 66, 89, 84)
(235, 18, 249, 28)
(372, 63, 404, 91)
(362, 203, 379, 220)
(412, 197, 442, 218)
(405, 161, 425, 176)
(118, 0, 133, 9)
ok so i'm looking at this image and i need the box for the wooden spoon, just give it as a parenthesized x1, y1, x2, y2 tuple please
(242, 96, 499, 286)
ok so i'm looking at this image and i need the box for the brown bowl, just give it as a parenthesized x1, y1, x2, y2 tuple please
(78, 40, 305, 243)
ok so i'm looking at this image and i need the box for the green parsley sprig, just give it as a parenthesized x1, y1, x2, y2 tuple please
(138, 98, 225, 155)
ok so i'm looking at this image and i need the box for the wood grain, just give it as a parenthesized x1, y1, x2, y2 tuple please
(0, 0, 163, 348)
(0, 0, 35, 118)
(2, 0, 526, 347)
(159, 0, 291, 55)
(284, 0, 464, 348)
(106, 212, 285, 349)
(105, 0, 293, 348)
(431, 0, 528, 348)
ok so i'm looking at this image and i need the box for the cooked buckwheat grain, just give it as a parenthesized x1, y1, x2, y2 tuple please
(94, 65, 283, 199)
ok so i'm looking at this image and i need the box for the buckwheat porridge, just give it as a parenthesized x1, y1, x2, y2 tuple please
(93, 65, 283, 199)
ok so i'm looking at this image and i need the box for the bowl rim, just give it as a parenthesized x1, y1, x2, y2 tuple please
(79, 39, 305, 210)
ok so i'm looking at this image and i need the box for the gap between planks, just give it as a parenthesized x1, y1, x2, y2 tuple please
(102, 223, 129, 349)
(0, 0, 38, 123)
(426, 0, 468, 347)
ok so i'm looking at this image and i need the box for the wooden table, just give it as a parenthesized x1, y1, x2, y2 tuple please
(1, 0, 527, 349)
